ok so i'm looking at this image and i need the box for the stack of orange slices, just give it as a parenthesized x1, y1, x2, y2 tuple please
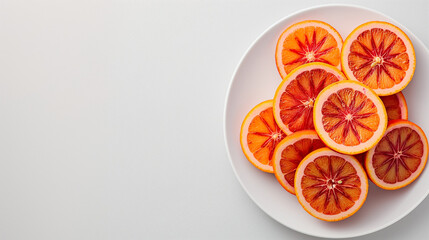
(240, 20, 428, 222)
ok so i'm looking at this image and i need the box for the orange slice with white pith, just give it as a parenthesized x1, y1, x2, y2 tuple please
(272, 130, 325, 194)
(240, 100, 286, 173)
(295, 148, 368, 221)
(275, 20, 343, 79)
(313, 80, 388, 155)
(341, 21, 416, 96)
(273, 63, 346, 135)
(365, 120, 428, 190)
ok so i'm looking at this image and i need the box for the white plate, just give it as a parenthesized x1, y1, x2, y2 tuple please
(224, 4, 429, 238)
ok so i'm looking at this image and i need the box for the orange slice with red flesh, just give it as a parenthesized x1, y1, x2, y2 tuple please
(276, 20, 343, 79)
(341, 21, 416, 96)
(273, 63, 346, 135)
(240, 100, 286, 173)
(313, 80, 388, 155)
(365, 120, 428, 190)
(272, 130, 325, 194)
(380, 91, 408, 121)
(295, 148, 368, 221)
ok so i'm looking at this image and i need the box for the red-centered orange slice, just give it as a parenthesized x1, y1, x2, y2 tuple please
(240, 100, 286, 173)
(295, 148, 368, 221)
(276, 20, 343, 79)
(365, 120, 428, 190)
(341, 21, 416, 96)
(380, 91, 408, 121)
(272, 130, 325, 194)
(313, 80, 388, 154)
(273, 63, 346, 135)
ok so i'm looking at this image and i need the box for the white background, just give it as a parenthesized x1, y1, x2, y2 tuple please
(0, 0, 428, 239)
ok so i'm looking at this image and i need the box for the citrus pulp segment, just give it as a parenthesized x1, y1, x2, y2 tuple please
(240, 100, 286, 173)
(313, 80, 388, 154)
(341, 21, 416, 96)
(365, 120, 428, 190)
(273, 63, 346, 135)
(275, 20, 343, 79)
(380, 92, 408, 121)
(295, 148, 368, 221)
(354, 152, 366, 166)
(272, 130, 325, 194)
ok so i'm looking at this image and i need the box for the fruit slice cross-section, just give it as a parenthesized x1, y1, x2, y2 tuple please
(295, 148, 368, 221)
(365, 120, 428, 190)
(240, 100, 286, 173)
(341, 21, 416, 96)
(272, 130, 325, 194)
(313, 80, 388, 155)
(273, 62, 346, 135)
(380, 91, 408, 121)
(275, 20, 343, 79)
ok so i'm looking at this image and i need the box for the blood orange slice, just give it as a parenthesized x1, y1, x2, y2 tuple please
(273, 63, 346, 135)
(295, 148, 368, 221)
(272, 130, 325, 194)
(380, 92, 408, 121)
(341, 21, 416, 96)
(313, 80, 388, 154)
(365, 120, 428, 190)
(240, 100, 286, 173)
(275, 20, 343, 79)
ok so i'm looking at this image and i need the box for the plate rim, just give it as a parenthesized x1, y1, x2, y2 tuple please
(223, 3, 429, 238)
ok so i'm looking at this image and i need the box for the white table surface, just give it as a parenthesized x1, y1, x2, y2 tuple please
(0, 0, 428, 239)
